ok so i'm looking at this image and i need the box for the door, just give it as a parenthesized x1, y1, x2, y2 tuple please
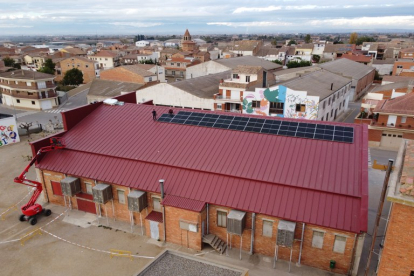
(150, 221, 159, 240)
(40, 100, 53, 110)
(76, 195, 97, 214)
(380, 132, 403, 149)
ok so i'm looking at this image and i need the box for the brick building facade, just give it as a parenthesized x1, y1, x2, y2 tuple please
(377, 140, 414, 276)
(32, 94, 367, 275)
(56, 56, 99, 84)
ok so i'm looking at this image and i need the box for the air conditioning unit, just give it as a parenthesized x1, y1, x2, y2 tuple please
(127, 190, 148, 212)
(92, 184, 113, 204)
(277, 220, 296, 248)
(60, 177, 81, 196)
(227, 210, 246, 235)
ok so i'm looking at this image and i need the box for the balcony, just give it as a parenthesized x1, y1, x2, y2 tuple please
(214, 94, 241, 103)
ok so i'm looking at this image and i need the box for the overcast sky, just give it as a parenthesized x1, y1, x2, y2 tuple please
(1, 0, 414, 35)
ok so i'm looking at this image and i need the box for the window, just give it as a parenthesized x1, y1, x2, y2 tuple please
(152, 197, 161, 212)
(149, 77, 152, 82)
(28, 92, 33, 95)
(401, 116, 407, 123)
(180, 221, 198, 232)
(326, 114, 329, 121)
(105, 58, 108, 61)
(387, 115, 397, 126)
(252, 101, 261, 108)
(333, 95, 336, 102)
(217, 210, 227, 227)
(51, 181, 63, 196)
(262, 220, 273, 237)
(216, 103, 222, 110)
(26, 82, 32, 86)
(171, 62, 175, 66)
(233, 74, 239, 79)
(331, 110, 334, 117)
(177, 63, 180, 67)
(312, 231, 324, 249)
(323, 101, 326, 109)
(296, 104, 306, 112)
(269, 102, 284, 114)
(172, 71, 175, 76)
(117, 190, 125, 204)
(85, 64, 89, 68)
(333, 235, 346, 253)
(180, 71, 184, 76)
(15, 81, 18, 84)
(16, 99, 20, 103)
(31, 101, 35, 105)
(246, 76, 250, 82)
(85, 183, 93, 194)
(397, 65, 403, 69)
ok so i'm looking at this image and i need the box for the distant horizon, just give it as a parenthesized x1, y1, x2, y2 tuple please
(1, 0, 414, 36)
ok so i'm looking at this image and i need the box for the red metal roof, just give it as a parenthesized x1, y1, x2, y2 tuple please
(145, 211, 163, 223)
(35, 103, 368, 233)
(162, 195, 205, 212)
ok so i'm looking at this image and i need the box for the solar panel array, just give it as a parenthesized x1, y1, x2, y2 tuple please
(158, 111, 354, 143)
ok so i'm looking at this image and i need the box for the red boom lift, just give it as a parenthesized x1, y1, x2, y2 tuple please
(14, 137, 65, 225)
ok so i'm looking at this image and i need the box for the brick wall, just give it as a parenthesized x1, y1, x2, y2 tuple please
(60, 58, 97, 84)
(100, 67, 146, 84)
(369, 129, 383, 142)
(355, 70, 375, 98)
(164, 206, 204, 250)
(378, 203, 414, 276)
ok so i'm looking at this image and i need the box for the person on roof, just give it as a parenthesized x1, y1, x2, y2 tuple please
(152, 109, 157, 120)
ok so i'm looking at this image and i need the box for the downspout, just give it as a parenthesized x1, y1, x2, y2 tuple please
(376, 201, 394, 274)
(297, 222, 305, 265)
(159, 179, 166, 243)
(206, 203, 209, 235)
(250, 212, 256, 255)
(348, 233, 358, 275)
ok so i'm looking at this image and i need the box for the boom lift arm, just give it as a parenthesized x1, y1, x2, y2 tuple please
(14, 137, 65, 225)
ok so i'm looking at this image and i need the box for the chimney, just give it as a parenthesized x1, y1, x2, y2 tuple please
(159, 179, 165, 199)
(330, 83, 333, 90)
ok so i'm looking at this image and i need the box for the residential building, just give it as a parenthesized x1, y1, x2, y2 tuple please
(32, 96, 367, 275)
(377, 140, 414, 276)
(399, 47, 414, 59)
(322, 44, 356, 61)
(319, 59, 375, 100)
(164, 55, 201, 82)
(372, 59, 396, 76)
(0, 70, 58, 110)
(368, 81, 413, 99)
(312, 42, 326, 56)
(256, 47, 282, 62)
(285, 43, 313, 63)
(186, 56, 282, 80)
(392, 60, 414, 77)
(135, 40, 151, 47)
(134, 64, 166, 83)
(241, 70, 351, 121)
(87, 79, 143, 104)
(24, 54, 46, 70)
(338, 54, 372, 65)
(60, 47, 87, 56)
(136, 71, 229, 110)
(214, 65, 276, 113)
(88, 50, 120, 70)
(56, 56, 100, 84)
(226, 40, 263, 56)
(273, 66, 321, 83)
(100, 65, 157, 84)
(382, 75, 413, 85)
(368, 89, 414, 148)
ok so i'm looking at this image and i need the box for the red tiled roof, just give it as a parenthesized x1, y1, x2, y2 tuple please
(374, 92, 414, 115)
(94, 50, 117, 58)
(162, 195, 205, 212)
(36, 103, 368, 233)
(145, 211, 163, 223)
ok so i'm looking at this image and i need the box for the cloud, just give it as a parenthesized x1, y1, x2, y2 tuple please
(233, 6, 282, 14)
(207, 21, 292, 27)
(109, 22, 164, 27)
(0, 24, 33, 28)
(308, 15, 414, 27)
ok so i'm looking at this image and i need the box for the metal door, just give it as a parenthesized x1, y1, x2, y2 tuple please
(150, 221, 159, 240)
(380, 132, 403, 149)
(76, 198, 97, 214)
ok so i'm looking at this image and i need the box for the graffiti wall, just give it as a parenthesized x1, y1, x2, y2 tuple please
(0, 116, 20, 147)
(242, 86, 286, 116)
(284, 88, 319, 120)
(242, 85, 319, 120)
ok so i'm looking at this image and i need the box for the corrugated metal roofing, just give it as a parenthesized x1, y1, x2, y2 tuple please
(145, 211, 163, 223)
(36, 103, 368, 233)
(162, 195, 205, 212)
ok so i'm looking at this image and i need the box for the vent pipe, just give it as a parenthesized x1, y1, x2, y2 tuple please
(159, 179, 165, 199)
(330, 83, 333, 90)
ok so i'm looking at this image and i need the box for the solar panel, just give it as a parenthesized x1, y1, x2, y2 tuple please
(157, 111, 354, 143)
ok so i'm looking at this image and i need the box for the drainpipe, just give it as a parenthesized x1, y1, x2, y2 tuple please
(297, 222, 305, 265)
(348, 233, 358, 275)
(376, 201, 394, 274)
(206, 203, 209, 235)
(250, 213, 256, 255)
(159, 179, 166, 243)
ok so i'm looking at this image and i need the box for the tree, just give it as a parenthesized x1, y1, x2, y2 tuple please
(312, 55, 321, 63)
(38, 58, 55, 74)
(19, 122, 33, 138)
(356, 36, 376, 46)
(272, 60, 282, 65)
(304, 34, 311, 43)
(349, 32, 358, 44)
(62, 68, 83, 86)
(287, 40, 296, 46)
(2, 57, 15, 67)
(286, 60, 312, 69)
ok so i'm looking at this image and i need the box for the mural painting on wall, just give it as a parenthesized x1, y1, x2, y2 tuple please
(285, 93, 319, 120)
(243, 87, 286, 116)
(0, 123, 19, 147)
